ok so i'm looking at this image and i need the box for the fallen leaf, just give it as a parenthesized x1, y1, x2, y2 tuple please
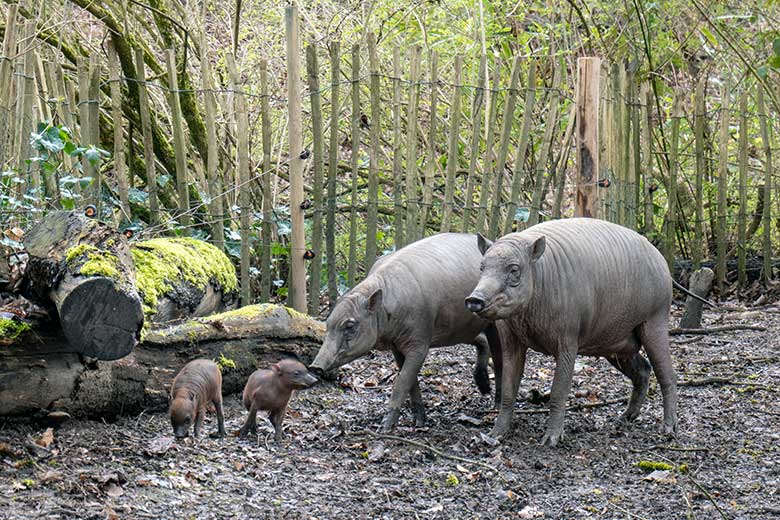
(518, 504, 544, 518)
(232, 460, 245, 471)
(146, 435, 174, 456)
(643, 470, 677, 484)
(11, 481, 26, 491)
(39, 470, 62, 483)
(35, 428, 54, 448)
(422, 504, 443, 514)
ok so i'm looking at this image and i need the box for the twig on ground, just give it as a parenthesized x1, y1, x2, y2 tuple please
(669, 325, 766, 335)
(679, 377, 774, 390)
(516, 397, 627, 415)
(751, 408, 780, 417)
(347, 429, 507, 481)
(687, 473, 730, 520)
(651, 444, 710, 452)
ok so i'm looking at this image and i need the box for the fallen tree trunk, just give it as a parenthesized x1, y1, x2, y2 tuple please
(24, 211, 143, 360)
(0, 304, 324, 418)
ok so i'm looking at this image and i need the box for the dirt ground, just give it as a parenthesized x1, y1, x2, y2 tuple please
(1, 304, 779, 519)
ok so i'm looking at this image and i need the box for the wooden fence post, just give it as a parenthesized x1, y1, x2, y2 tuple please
(716, 78, 730, 298)
(201, 32, 225, 251)
(365, 33, 380, 270)
(575, 57, 601, 218)
(441, 55, 463, 232)
(391, 46, 405, 247)
(693, 77, 706, 268)
(326, 44, 339, 306)
(227, 53, 252, 307)
(737, 91, 748, 292)
(259, 59, 273, 303)
(285, 4, 306, 311)
(404, 45, 422, 243)
(665, 92, 681, 272)
(0, 3, 18, 165)
(135, 48, 159, 225)
(419, 51, 439, 236)
(306, 44, 325, 315)
(165, 48, 191, 231)
(476, 65, 500, 234)
(641, 82, 654, 236)
(461, 54, 486, 233)
(758, 84, 773, 285)
(488, 56, 521, 238)
(505, 59, 537, 234)
(347, 43, 360, 287)
(87, 54, 101, 209)
(107, 40, 130, 221)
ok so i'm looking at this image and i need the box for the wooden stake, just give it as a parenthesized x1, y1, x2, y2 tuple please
(419, 51, 439, 236)
(716, 78, 730, 298)
(441, 55, 463, 232)
(693, 77, 706, 268)
(505, 59, 537, 234)
(306, 44, 325, 315)
(108, 40, 130, 222)
(758, 84, 773, 285)
(530, 59, 561, 226)
(260, 59, 273, 303)
(404, 45, 422, 243)
(737, 91, 748, 292)
(326, 44, 339, 306)
(575, 57, 600, 218)
(365, 33, 380, 270)
(165, 49, 191, 231)
(201, 32, 225, 251)
(391, 46, 405, 247)
(461, 54, 486, 233)
(475, 64, 500, 235)
(347, 43, 360, 287)
(285, 5, 306, 311)
(135, 48, 159, 225)
(666, 92, 682, 272)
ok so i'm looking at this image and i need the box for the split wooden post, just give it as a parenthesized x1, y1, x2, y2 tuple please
(347, 43, 360, 287)
(574, 57, 601, 218)
(461, 54, 486, 233)
(306, 44, 325, 315)
(285, 5, 306, 311)
(259, 59, 273, 303)
(227, 53, 252, 307)
(404, 45, 422, 243)
(758, 84, 773, 285)
(135, 48, 159, 225)
(365, 33, 380, 270)
(488, 55, 521, 238)
(391, 46, 405, 247)
(107, 40, 130, 221)
(201, 32, 225, 251)
(737, 92, 748, 291)
(326, 44, 339, 306)
(505, 59, 537, 234)
(441, 55, 463, 232)
(716, 78, 730, 298)
(165, 49, 191, 231)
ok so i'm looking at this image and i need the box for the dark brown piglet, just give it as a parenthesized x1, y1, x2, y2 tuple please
(170, 359, 225, 439)
(239, 359, 318, 441)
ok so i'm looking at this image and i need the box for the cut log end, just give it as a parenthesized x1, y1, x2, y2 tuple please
(59, 277, 143, 360)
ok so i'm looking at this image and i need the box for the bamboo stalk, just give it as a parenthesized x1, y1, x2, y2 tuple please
(306, 44, 325, 315)
(391, 46, 405, 247)
(504, 59, 537, 234)
(461, 54, 486, 233)
(404, 45, 422, 243)
(440, 55, 463, 232)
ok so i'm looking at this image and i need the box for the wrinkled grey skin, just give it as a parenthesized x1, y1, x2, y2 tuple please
(310, 233, 503, 432)
(466, 218, 677, 447)
(169, 359, 225, 439)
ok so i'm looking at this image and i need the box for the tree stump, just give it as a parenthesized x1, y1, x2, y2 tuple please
(24, 211, 144, 360)
(679, 267, 714, 329)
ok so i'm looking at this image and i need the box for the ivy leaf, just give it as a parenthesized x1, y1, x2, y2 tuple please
(770, 55, 780, 69)
(128, 187, 148, 204)
(774, 37, 780, 56)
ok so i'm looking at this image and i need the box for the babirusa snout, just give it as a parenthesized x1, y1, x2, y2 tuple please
(465, 294, 486, 313)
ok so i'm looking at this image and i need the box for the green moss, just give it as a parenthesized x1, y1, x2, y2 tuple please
(131, 237, 238, 316)
(0, 318, 31, 341)
(445, 474, 460, 487)
(215, 352, 236, 370)
(65, 244, 120, 279)
(205, 303, 277, 320)
(635, 461, 675, 472)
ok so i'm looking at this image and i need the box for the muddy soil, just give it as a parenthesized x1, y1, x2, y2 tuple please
(1, 305, 779, 519)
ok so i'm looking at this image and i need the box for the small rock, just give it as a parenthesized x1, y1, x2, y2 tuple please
(643, 469, 676, 484)
(518, 504, 544, 518)
(146, 435, 174, 456)
(480, 432, 499, 447)
(368, 442, 386, 462)
(456, 414, 482, 427)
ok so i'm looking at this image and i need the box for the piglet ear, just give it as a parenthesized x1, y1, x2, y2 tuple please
(530, 236, 546, 262)
(476, 233, 493, 256)
(366, 288, 383, 313)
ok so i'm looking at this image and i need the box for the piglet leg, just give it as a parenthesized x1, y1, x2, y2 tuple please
(239, 402, 259, 437)
(269, 405, 287, 442)
(210, 397, 226, 438)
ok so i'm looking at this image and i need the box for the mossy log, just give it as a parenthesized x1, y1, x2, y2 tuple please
(0, 304, 325, 418)
(131, 237, 239, 322)
(24, 211, 143, 360)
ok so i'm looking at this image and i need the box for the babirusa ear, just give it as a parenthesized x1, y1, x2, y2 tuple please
(531, 236, 546, 262)
(366, 288, 383, 313)
(476, 233, 493, 256)
(271, 363, 281, 373)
